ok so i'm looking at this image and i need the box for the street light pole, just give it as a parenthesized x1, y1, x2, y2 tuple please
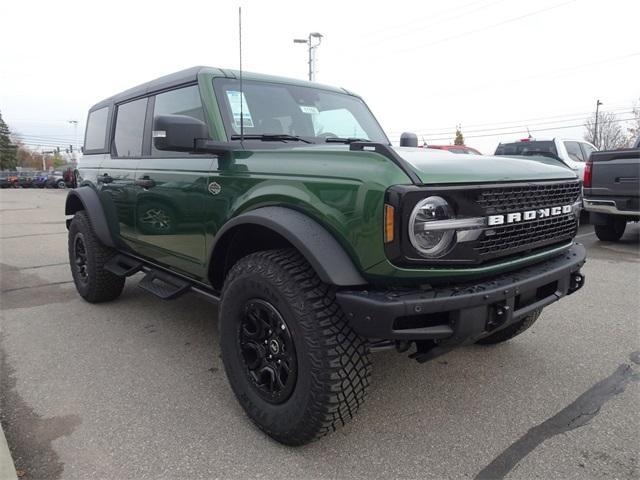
(293, 32, 323, 81)
(593, 99, 602, 147)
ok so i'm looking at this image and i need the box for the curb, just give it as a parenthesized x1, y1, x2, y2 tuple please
(0, 423, 17, 480)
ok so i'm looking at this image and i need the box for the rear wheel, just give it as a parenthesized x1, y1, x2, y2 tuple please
(476, 309, 541, 345)
(219, 248, 371, 445)
(68, 211, 125, 303)
(594, 216, 626, 241)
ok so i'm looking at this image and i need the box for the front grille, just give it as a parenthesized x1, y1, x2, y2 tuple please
(474, 214, 577, 257)
(476, 181, 581, 214)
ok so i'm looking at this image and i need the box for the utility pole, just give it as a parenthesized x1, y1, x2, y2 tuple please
(68, 120, 78, 162)
(593, 99, 603, 147)
(293, 32, 323, 81)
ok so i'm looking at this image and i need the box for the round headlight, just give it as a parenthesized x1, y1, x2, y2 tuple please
(409, 196, 455, 257)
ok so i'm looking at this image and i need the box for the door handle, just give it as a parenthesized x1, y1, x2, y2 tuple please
(98, 174, 113, 184)
(135, 177, 156, 189)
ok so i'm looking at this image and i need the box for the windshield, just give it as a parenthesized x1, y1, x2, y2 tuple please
(495, 141, 558, 157)
(213, 78, 389, 144)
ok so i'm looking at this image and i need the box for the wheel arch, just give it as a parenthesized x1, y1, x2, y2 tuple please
(208, 206, 367, 290)
(65, 187, 116, 248)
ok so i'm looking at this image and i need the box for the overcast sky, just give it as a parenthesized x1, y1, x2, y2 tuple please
(1, 0, 638, 154)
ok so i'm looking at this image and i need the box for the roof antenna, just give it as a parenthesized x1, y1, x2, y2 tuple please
(238, 6, 244, 148)
(527, 127, 532, 139)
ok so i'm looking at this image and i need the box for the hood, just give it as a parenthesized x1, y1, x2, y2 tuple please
(394, 147, 578, 184)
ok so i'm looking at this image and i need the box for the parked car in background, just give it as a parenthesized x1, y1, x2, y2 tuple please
(495, 138, 597, 178)
(16, 171, 36, 188)
(5, 172, 19, 187)
(0, 172, 12, 188)
(426, 144, 482, 155)
(33, 171, 51, 188)
(46, 171, 68, 189)
(583, 140, 640, 241)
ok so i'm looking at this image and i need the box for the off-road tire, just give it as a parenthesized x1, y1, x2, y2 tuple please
(219, 248, 371, 446)
(476, 309, 541, 345)
(68, 211, 125, 303)
(594, 216, 626, 242)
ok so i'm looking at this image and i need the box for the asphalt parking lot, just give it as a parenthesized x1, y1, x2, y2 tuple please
(1, 188, 638, 480)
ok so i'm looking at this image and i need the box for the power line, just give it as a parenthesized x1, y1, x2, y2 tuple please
(401, 116, 636, 142)
(416, 110, 634, 137)
(387, 106, 634, 135)
(393, 0, 579, 54)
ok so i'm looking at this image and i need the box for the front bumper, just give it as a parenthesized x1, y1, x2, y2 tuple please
(337, 243, 586, 345)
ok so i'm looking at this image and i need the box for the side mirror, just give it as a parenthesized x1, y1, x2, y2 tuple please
(153, 114, 209, 152)
(400, 132, 418, 148)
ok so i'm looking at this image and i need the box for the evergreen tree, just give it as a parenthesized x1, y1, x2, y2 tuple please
(454, 126, 464, 146)
(0, 111, 18, 170)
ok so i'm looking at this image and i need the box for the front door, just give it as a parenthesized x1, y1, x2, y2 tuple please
(133, 85, 214, 280)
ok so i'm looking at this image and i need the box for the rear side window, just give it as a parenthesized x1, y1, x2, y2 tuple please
(84, 107, 109, 152)
(152, 85, 205, 156)
(495, 141, 558, 156)
(114, 98, 148, 157)
(564, 141, 585, 162)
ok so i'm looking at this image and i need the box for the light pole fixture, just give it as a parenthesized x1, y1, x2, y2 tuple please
(68, 120, 79, 162)
(293, 32, 323, 81)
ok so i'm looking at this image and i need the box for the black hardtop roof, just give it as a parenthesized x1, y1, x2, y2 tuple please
(89, 66, 219, 110)
(88, 66, 353, 112)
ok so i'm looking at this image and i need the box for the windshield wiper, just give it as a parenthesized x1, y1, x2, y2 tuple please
(230, 134, 313, 144)
(324, 137, 370, 144)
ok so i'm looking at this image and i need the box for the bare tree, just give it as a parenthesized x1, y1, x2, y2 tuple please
(626, 100, 640, 144)
(584, 110, 628, 150)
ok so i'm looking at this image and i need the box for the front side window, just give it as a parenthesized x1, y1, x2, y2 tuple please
(564, 141, 585, 162)
(213, 78, 388, 144)
(114, 98, 148, 157)
(152, 85, 205, 156)
(84, 107, 109, 151)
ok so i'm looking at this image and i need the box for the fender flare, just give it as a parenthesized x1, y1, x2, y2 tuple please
(65, 186, 115, 248)
(212, 206, 367, 286)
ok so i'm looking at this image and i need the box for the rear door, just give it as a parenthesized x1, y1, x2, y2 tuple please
(133, 84, 215, 279)
(98, 97, 148, 250)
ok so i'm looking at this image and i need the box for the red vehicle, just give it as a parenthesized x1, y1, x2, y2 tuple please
(426, 144, 482, 155)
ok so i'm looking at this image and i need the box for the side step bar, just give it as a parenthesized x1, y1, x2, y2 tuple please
(105, 254, 143, 277)
(105, 253, 220, 304)
(138, 270, 191, 300)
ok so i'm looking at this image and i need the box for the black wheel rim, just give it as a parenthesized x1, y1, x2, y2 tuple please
(238, 299, 297, 404)
(73, 233, 89, 284)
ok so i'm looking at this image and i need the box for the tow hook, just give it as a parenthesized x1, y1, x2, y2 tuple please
(569, 272, 585, 294)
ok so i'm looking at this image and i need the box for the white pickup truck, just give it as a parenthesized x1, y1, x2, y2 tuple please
(495, 138, 598, 178)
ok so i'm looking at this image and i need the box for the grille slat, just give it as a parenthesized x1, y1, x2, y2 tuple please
(474, 215, 577, 256)
(472, 181, 581, 260)
(476, 181, 581, 214)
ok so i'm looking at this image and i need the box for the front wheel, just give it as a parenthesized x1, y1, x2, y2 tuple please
(219, 249, 371, 446)
(594, 216, 626, 242)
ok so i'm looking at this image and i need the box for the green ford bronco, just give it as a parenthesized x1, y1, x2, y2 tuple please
(67, 66, 586, 445)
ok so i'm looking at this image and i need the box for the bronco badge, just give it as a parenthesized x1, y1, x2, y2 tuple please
(488, 205, 572, 226)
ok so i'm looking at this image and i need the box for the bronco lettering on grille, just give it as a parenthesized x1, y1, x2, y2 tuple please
(488, 205, 572, 226)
